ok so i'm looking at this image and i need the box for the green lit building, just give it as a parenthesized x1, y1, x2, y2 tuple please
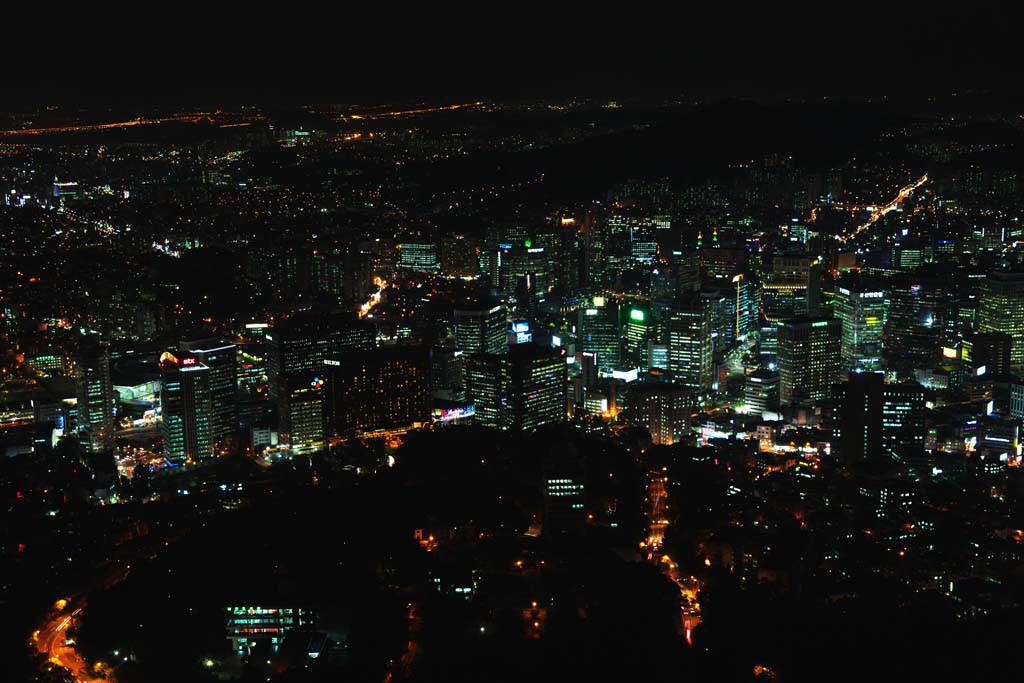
(623, 305, 653, 369)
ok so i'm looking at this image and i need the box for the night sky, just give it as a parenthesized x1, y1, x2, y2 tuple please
(2, 3, 1021, 104)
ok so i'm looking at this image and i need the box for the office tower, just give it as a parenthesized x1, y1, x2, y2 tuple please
(311, 251, 346, 301)
(627, 381, 692, 445)
(1011, 382, 1024, 420)
(732, 274, 757, 342)
(647, 343, 669, 372)
(760, 253, 820, 321)
(397, 242, 441, 272)
(577, 296, 621, 374)
(673, 251, 702, 295)
(509, 343, 567, 432)
(885, 273, 952, 373)
(454, 299, 507, 355)
(832, 372, 883, 463)
(650, 267, 678, 322)
(179, 339, 237, 440)
(623, 306, 653, 369)
(833, 373, 925, 462)
(668, 298, 713, 391)
(501, 245, 550, 301)
(978, 270, 1024, 370)
(882, 382, 926, 459)
(279, 374, 325, 452)
(160, 351, 213, 464)
(76, 341, 115, 453)
(265, 313, 374, 403)
(464, 353, 510, 429)
(777, 317, 841, 405)
(972, 332, 1012, 376)
(542, 443, 587, 533)
(430, 347, 464, 401)
(744, 368, 780, 417)
(833, 281, 886, 372)
(701, 245, 749, 281)
(326, 346, 431, 435)
(440, 233, 478, 278)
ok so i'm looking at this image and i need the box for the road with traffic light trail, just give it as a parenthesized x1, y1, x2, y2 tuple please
(840, 173, 929, 243)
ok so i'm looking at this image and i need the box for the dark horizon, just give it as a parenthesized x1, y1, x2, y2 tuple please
(2, 3, 1021, 106)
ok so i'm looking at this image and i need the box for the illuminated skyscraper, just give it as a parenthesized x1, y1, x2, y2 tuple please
(464, 353, 510, 429)
(626, 381, 692, 445)
(577, 296, 621, 374)
(777, 317, 841, 405)
(833, 373, 924, 462)
(397, 242, 441, 272)
(179, 339, 237, 440)
(833, 281, 886, 372)
(509, 343, 567, 432)
(760, 253, 820, 321)
(279, 374, 326, 452)
(668, 298, 713, 391)
(978, 270, 1024, 370)
(265, 313, 374, 403)
(326, 346, 431, 435)
(884, 273, 952, 373)
(76, 341, 115, 453)
(454, 299, 508, 355)
(160, 351, 213, 464)
(744, 368, 779, 417)
(623, 306, 653, 369)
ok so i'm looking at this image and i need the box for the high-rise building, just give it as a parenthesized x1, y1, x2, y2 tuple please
(832, 372, 883, 463)
(833, 281, 886, 372)
(543, 444, 587, 534)
(978, 270, 1024, 370)
(397, 242, 441, 272)
(623, 306, 653, 369)
(777, 317, 841, 405)
(626, 381, 692, 445)
(76, 341, 115, 453)
(160, 351, 213, 464)
(509, 343, 567, 432)
(326, 346, 431, 435)
(464, 353, 510, 429)
(885, 274, 949, 373)
(882, 382, 926, 459)
(265, 313, 374, 403)
(760, 253, 820, 321)
(833, 373, 925, 462)
(279, 374, 326, 452)
(454, 299, 507, 355)
(179, 339, 237, 440)
(970, 332, 1012, 377)
(668, 298, 713, 391)
(744, 368, 780, 417)
(577, 296, 621, 374)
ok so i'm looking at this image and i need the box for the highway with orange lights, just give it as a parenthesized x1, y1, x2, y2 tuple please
(0, 114, 262, 137)
(35, 600, 103, 683)
(840, 173, 928, 242)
